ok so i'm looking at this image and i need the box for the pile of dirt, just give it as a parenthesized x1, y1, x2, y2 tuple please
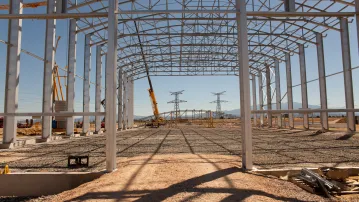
(40, 154, 325, 202)
(336, 118, 347, 123)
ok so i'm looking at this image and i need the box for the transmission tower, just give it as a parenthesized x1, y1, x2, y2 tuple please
(168, 90, 187, 119)
(210, 91, 228, 118)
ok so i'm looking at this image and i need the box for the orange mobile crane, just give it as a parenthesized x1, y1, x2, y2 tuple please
(134, 21, 164, 127)
(100, 22, 164, 127)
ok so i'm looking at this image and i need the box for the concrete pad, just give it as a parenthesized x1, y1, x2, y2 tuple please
(36, 136, 63, 143)
(0, 172, 104, 197)
(80, 132, 93, 136)
(94, 130, 103, 135)
(0, 143, 15, 149)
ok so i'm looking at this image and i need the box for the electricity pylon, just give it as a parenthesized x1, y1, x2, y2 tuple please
(210, 91, 228, 118)
(168, 90, 187, 119)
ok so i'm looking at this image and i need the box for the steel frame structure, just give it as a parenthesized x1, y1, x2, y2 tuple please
(1, 0, 359, 171)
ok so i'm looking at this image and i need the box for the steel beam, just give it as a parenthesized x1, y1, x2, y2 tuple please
(95, 46, 103, 134)
(42, 0, 56, 140)
(340, 18, 356, 132)
(236, 0, 252, 170)
(258, 73, 264, 126)
(316, 33, 329, 131)
(251, 75, 257, 127)
(266, 65, 272, 127)
(274, 60, 282, 128)
(66, 19, 77, 136)
(285, 53, 294, 129)
(105, 0, 118, 172)
(2, 0, 23, 147)
(299, 44, 309, 130)
(117, 68, 123, 130)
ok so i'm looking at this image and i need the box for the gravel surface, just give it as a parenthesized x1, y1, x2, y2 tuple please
(34, 154, 326, 202)
(2, 127, 359, 172)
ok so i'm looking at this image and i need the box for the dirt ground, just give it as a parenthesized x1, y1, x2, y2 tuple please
(32, 154, 325, 202)
(2, 126, 359, 172)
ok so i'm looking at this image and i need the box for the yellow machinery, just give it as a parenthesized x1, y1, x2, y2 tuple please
(134, 21, 164, 127)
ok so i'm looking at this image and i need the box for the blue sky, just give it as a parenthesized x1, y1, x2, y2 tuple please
(0, 2, 359, 116)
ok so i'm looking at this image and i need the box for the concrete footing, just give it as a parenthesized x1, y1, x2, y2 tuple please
(94, 130, 103, 135)
(0, 172, 104, 197)
(81, 131, 93, 136)
(36, 136, 63, 143)
(0, 138, 37, 149)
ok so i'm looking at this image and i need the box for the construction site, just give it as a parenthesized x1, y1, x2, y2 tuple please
(2, 0, 359, 201)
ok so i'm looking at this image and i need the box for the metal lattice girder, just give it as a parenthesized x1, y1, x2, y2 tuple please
(49, 0, 357, 80)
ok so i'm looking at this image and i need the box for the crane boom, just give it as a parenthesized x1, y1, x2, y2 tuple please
(134, 21, 161, 120)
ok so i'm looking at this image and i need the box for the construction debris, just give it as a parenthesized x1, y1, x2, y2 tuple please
(290, 168, 359, 198)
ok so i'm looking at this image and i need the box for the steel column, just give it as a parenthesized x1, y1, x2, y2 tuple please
(316, 33, 329, 131)
(251, 75, 257, 127)
(265, 65, 272, 127)
(355, 0, 359, 57)
(66, 19, 77, 136)
(2, 0, 23, 146)
(299, 44, 309, 129)
(236, 0, 252, 170)
(340, 18, 356, 132)
(123, 73, 128, 130)
(258, 73, 264, 126)
(129, 77, 134, 128)
(117, 68, 123, 130)
(82, 34, 91, 135)
(95, 46, 102, 134)
(285, 53, 294, 129)
(105, 0, 118, 172)
(42, 0, 56, 140)
(274, 60, 282, 128)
